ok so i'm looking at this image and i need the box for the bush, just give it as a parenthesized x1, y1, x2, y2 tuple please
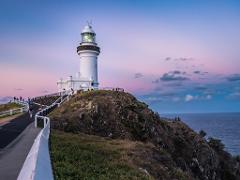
(199, 130, 207, 138)
(234, 155, 240, 162)
(208, 137, 225, 152)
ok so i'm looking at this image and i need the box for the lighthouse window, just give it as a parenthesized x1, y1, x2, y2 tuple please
(83, 33, 95, 43)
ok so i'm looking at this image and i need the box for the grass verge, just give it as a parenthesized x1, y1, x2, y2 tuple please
(50, 130, 152, 180)
(0, 102, 22, 112)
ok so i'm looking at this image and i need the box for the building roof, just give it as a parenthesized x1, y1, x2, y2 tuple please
(81, 25, 95, 34)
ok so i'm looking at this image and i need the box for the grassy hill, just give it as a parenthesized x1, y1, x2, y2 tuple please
(49, 90, 240, 180)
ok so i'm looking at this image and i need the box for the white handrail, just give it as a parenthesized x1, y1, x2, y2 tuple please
(0, 101, 29, 117)
(17, 117, 53, 180)
(17, 94, 70, 180)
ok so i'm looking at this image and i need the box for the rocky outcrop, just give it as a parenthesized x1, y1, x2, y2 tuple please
(50, 90, 240, 180)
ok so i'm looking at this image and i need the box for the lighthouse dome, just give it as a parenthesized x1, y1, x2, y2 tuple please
(81, 25, 95, 34)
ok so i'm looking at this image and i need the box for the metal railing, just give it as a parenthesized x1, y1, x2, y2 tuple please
(0, 107, 28, 118)
(17, 116, 53, 180)
(17, 94, 70, 180)
(0, 100, 29, 118)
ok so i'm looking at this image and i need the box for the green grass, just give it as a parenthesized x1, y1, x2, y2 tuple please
(0, 102, 22, 112)
(50, 130, 152, 180)
(0, 103, 23, 119)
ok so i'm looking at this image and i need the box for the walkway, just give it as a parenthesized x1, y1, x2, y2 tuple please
(0, 105, 41, 180)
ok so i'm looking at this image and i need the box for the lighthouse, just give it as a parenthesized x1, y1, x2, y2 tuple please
(57, 24, 101, 93)
(77, 24, 100, 89)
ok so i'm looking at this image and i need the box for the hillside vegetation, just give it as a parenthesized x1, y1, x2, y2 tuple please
(50, 90, 240, 180)
(32, 96, 60, 106)
(0, 102, 22, 112)
(51, 130, 154, 180)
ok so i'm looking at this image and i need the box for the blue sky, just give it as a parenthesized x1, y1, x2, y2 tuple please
(0, 0, 240, 113)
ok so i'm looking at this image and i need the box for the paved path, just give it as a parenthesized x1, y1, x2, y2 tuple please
(0, 113, 23, 126)
(0, 105, 41, 180)
(0, 111, 35, 148)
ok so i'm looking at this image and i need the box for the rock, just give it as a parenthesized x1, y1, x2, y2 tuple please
(138, 167, 150, 176)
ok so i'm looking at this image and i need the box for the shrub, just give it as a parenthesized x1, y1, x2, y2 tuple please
(234, 155, 240, 162)
(199, 130, 207, 138)
(208, 137, 225, 152)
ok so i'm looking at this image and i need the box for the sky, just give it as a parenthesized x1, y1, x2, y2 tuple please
(0, 0, 240, 113)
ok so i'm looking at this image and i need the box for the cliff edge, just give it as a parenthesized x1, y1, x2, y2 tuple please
(50, 90, 240, 180)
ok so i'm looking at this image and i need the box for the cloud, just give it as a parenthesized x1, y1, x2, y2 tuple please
(185, 94, 194, 102)
(194, 86, 208, 91)
(159, 71, 189, 82)
(185, 94, 212, 102)
(172, 97, 181, 102)
(228, 91, 240, 100)
(165, 57, 171, 61)
(153, 70, 188, 83)
(193, 70, 208, 75)
(227, 74, 240, 82)
(165, 82, 183, 87)
(14, 88, 24, 91)
(172, 70, 186, 75)
(41, 90, 49, 93)
(194, 86, 215, 95)
(141, 91, 177, 104)
(152, 79, 160, 83)
(164, 57, 194, 61)
(144, 96, 163, 104)
(134, 73, 143, 79)
(178, 57, 194, 61)
(193, 70, 201, 74)
(159, 92, 176, 97)
(206, 94, 212, 100)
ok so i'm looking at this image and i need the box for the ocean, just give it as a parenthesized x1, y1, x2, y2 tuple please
(162, 112, 240, 156)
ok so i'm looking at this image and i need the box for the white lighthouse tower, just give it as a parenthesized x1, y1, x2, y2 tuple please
(77, 24, 100, 89)
(57, 24, 101, 93)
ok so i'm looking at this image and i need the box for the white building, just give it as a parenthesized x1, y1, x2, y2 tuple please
(57, 24, 100, 93)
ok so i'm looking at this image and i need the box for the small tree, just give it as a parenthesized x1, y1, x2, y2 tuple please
(199, 130, 207, 138)
(155, 112, 160, 119)
(208, 137, 225, 152)
(234, 155, 240, 162)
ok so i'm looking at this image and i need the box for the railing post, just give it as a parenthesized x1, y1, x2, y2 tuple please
(35, 115, 38, 127)
(44, 118, 47, 128)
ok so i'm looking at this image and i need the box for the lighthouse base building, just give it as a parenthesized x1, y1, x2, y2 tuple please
(57, 24, 100, 93)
